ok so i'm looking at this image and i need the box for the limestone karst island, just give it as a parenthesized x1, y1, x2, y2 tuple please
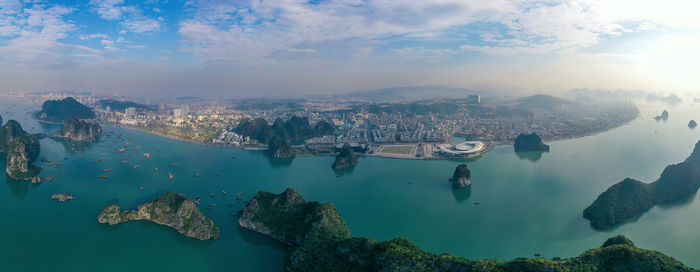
(3, 1, 700, 271)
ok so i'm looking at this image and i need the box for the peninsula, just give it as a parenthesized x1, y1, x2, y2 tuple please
(98, 192, 220, 241)
(35, 97, 95, 123)
(514, 133, 550, 152)
(584, 140, 700, 229)
(0, 120, 41, 180)
(239, 188, 695, 271)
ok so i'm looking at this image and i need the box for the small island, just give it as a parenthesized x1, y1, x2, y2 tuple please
(654, 110, 669, 121)
(584, 140, 700, 229)
(449, 164, 471, 188)
(98, 192, 220, 241)
(52, 118, 102, 142)
(514, 133, 550, 152)
(332, 144, 358, 170)
(35, 97, 95, 123)
(51, 193, 74, 202)
(690, 120, 697, 129)
(0, 120, 41, 180)
(239, 188, 695, 271)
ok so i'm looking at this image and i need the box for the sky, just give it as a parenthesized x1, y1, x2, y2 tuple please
(1, 0, 700, 98)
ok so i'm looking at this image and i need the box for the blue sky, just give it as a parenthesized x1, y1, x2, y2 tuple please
(1, 0, 700, 97)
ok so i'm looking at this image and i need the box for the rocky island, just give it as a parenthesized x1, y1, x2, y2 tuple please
(584, 140, 700, 229)
(654, 110, 669, 121)
(52, 118, 102, 142)
(51, 193, 74, 202)
(239, 188, 695, 271)
(690, 120, 697, 129)
(514, 133, 550, 152)
(98, 192, 220, 241)
(0, 120, 41, 180)
(449, 164, 471, 188)
(35, 97, 95, 123)
(332, 144, 358, 170)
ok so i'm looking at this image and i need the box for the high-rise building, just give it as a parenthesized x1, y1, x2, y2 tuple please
(467, 94, 481, 104)
(173, 108, 185, 119)
(125, 107, 136, 119)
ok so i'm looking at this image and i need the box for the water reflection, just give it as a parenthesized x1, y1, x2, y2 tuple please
(451, 186, 472, 202)
(515, 150, 547, 162)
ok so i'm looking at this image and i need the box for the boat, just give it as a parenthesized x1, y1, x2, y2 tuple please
(168, 173, 174, 180)
(221, 190, 227, 195)
(154, 168, 159, 171)
(139, 187, 144, 191)
(194, 197, 201, 205)
(102, 169, 112, 172)
(172, 163, 179, 167)
(207, 203, 216, 209)
(194, 173, 201, 177)
(98, 175, 108, 179)
(134, 165, 140, 169)
(210, 193, 215, 197)
(143, 153, 151, 158)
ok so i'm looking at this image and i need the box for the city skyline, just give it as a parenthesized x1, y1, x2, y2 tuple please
(2, 0, 700, 97)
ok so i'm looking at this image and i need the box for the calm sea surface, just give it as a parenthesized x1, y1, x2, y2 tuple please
(1, 97, 699, 271)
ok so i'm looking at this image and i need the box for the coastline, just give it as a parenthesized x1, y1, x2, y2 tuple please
(106, 111, 640, 161)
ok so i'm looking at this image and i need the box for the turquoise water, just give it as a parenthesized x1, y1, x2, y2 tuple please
(1, 97, 699, 271)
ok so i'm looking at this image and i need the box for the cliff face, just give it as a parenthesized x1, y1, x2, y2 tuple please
(514, 133, 550, 152)
(584, 140, 700, 229)
(332, 145, 358, 170)
(240, 188, 695, 272)
(98, 193, 220, 241)
(450, 164, 471, 188)
(0, 121, 41, 180)
(35, 97, 95, 123)
(54, 118, 102, 142)
(6, 135, 41, 180)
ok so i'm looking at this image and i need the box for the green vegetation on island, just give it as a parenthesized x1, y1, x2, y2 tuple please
(332, 144, 358, 170)
(35, 97, 95, 122)
(655, 110, 669, 121)
(235, 116, 335, 158)
(450, 164, 471, 188)
(52, 118, 102, 142)
(239, 188, 696, 271)
(0, 120, 41, 180)
(98, 192, 220, 241)
(514, 133, 550, 152)
(690, 120, 697, 129)
(584, 140, 700, 230)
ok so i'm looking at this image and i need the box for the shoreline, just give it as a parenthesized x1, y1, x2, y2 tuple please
(110, 113, 639, 161)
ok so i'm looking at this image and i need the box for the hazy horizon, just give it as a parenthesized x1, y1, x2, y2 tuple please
(2, 0, 700, 97)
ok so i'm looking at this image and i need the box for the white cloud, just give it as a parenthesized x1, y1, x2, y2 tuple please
(100, 39, 114, 46)
(80, 33, 110, 40)
(0, 2, 103, 66)
(89, 0, 162, 33)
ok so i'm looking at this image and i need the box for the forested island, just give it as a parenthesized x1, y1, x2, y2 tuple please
(332, 144, 358, 169)
(35, 97, 95, 123)
(450, 164, 471, 188)
(0, 120, 41, 180)
(239, 188, 695, 271)
(52, 118, 102, 142)
(514, 133, 550, 152)
(584, 140, 700, 229)
(234, 116, 334, 158)
(98, 192, 220, 241)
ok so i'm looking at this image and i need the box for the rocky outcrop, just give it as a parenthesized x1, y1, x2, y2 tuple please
(240, 188, 696, 271)
(655, 110, 669, 121)
(53, 118, 102, 142)
(332, 145, 358, 170)
(98, 192, 220, 240)
(690, 120, 697, 129)
(584, 140, 700, 229)
(51, 193, 74, 202)
(514, 133, 550, 152)
(0, 121, 40, 180)
(449, 164, 471, 188)
(35, 97, 95, 123)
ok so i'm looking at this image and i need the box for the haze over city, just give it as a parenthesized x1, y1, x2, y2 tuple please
(2, 0, 700, 97)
